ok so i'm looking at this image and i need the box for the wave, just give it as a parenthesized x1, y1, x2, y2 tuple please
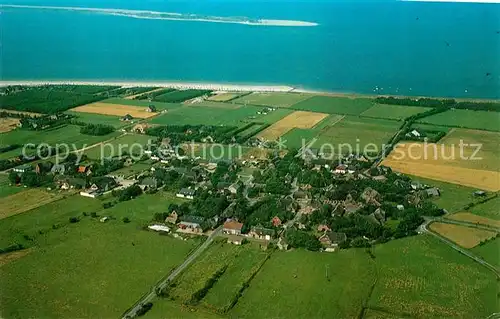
(0, 4, 319, 27)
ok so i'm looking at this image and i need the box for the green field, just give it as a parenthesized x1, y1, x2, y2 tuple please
(0, 175, 25, 198)
(469, 197, 500, 220)
(1, 220, 196, 318)
(145, 300, 222, 319)
(256, 108, 294, 124)
(66, 111, 127, 128)
(232, 92, 313, 108)
(149, 105, 265, 126)
(188, 101, 241, 109)
(368, 235, 497, 318)
(281, 128, 319, 149)
(417, 109, 500, 132)
(311, 114, 345, 130)
(0, 125, 121, 159)
(471, 238, 499, 268)
(100, 98, 182, 110)
(167, 240, 268, 312)
(361, 104, 431, 120)
(83, 134, 153, 160)
(289, 96, 374, 115)
(312, 116, 400, 152)
(235, 123, 268, 139)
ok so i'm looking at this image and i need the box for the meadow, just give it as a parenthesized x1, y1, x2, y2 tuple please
(0, 175, 24, 198)
(429, 222, 497, 248)
(289, 96, 374, 115)
(469, 197, 500, 220)
(447, 212, 500, 228)
(0, 189, 63, 220)
(360, 104, 431, 120)
(66, 111, 127, 128)
(232, 92, 313, 108)
(471, 238, 499, 268)
(101, 98, 181, 110)
(83, 134, 154, 160)
(417, 109, 500, 132)
(208, 93, 242, 102)
(280, 128, 319, 149)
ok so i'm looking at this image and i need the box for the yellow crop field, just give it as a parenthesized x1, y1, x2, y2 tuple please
(382, 142, 500, 191)
(71, 102, 157, 119)
(257, 111, 328, 141)
(0, 118, 20, 133)
(0, 189, 63, 219)
(429, 222, 497, 248)
(448, 212, 500, 228)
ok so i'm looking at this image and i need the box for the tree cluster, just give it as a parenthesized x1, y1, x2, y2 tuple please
(79, 123, 115, 136)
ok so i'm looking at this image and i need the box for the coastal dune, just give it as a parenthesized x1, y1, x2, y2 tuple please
(0, 4, 319, 27)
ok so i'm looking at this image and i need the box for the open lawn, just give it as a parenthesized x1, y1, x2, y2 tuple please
(469, 197, 500, 220)
(382, 141, 500, 191)
(361, 104, 431, 120)
(149, 105, 264, 126)
(101, 98, 181, 110)
(257, 111, 328, 141)
(0, 118, 20, 133)
(429, 222, 497, 248)
(312, 116, 400, 152)
(472, 238, 499, 268)
(0, 189, 63, 220)
(83, 134, 153, 160)
(289, 96, 374, 115)
(232, 92, 313, 108)
(417, 109, 500, 132)
(0, 219, 196, 318)
(368, 235, 497, 318)
(447, 212, 500, 228)
(72, 102, 158, 119)
(66, 111, 126, 128)
(230, 248, 375, 318)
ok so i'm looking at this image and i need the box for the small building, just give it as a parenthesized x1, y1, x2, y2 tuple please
(227, 235, 244, 245)
(121, 114, 133, 121)
(139, 177, 158, 191)
(77, 165, 90, 174)
(178, 215, 204, 233)
(79, 190, 102, 198)
(99, 216, 109, 223)
(334, 164, 348, 174)
(409, 129, 421, 137)
(473, 190, 487, 197)
(223, 219, 244, 235)
(396, 204, 405, 211)
(12, 164, 32, 174)
(248, 227, 274, 240)
(176, 188, 195, 200)
(317, 224, 331, 232)
(319, 231, 347, 250)
(147, 105, 157, 112)
(148, 224, 170, 233)
(228, 182, 241, 194)
(411, 181, 424, 190)
(271, 216, 282, 227)
(425, 187, 441, 197)
(165, 211, 178, 224)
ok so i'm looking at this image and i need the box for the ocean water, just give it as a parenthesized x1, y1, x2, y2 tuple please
(1, 0, 499, 98)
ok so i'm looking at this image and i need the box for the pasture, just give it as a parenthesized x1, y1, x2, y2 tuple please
(71, 102, 157, 119)
(361, 104, 431, 120)
(429, 222, 497, 248)
(256, 108, 294, 124)
(257, 111, 328, 141)
(469, 197, 500, 220)
(232, 92, 313, 108)
(0, 175, 24, 198)
(189, 101, 241, 109)
(0, 189, 63, 220)
(289, 96, 374, 115)
(207, 92, 242, 102)
(0, 118, 20, 133)
(368, 235, 497, 318)
(417, 109, 500, 132)
(382, 142, 500, 191)
(447, 212, 500, 228)
(471, 238, 499, 268)
(66, 111, 126, 128)
(100, 98, 181, 110)
(83, 134, 153, 160)
(281, 128, 319, 149)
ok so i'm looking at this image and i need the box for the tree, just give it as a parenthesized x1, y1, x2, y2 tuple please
(69, 217, 79, 223)
(122, 217, 130, 223)
(8, 171, 19, 184)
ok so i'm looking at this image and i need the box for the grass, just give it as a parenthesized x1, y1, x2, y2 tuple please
(0, 189, 63, 220)
(207, 93, 242, 102)
(0, 175, 25, 198)
(311, 114, 345, 130)
(100, 98, 182, 110)
(256, 108, 294, 124)
(429, 222, 497, 248)
(281, 128, 319, 149)
(145, 300, 222, 319)
(189, 101, 241, 109)
(0, 219, 196, 319)
(66, 111, 127, 128)
(149, 105, 265, 126)
(289, 96, 374, 115)
(232, 92, 313, 108)
(471, 238, 499, 268)
(83, 134, 153, 160)
(361, 104, 431, 120)
(447, 212, 500, 228)
(417, 109, 500, 132)
(230, 248, 375, 318)
(469, 197, 500, 220)
(368, 235, 497, 318)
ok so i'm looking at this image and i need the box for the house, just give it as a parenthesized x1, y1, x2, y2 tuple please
(147, 105, 157, 112)
(148, 224, 170, 233)
(271, 216, 282, 227)
(100, 217, 109, 223)
(319, 231, 347, 249)
(178, 215, 204, 233)
(334, 164, 348, 174)
(277, 237, 289, 250)
(248, 227, 274, 240)
(227, 235, 244, 245)
(361, 187, 381, 206)
(223, 219, 244, 235)
(139, 177, 158, 191)
(473, 190, 487, 197)
(344, 203, 362, 214)
(396, 204, 405, 211)
(317, 224, 331, 232)
(408, 129, 421, 138)
(372, 175, 387, 182)
(411, 181, 424, 190)
(133, 123, 150, 134)
(121, 114, 133, 121)
(425, 187, 440, 197)
(77, 165, 90, 174)
(176, 188, 195, 199)
(228, 182, 241, 194)
(12, 164, 32, 173)
(165, 211, 178, 224)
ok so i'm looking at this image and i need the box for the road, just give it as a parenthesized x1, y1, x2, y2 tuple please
(419, 218, 499, 278)
(121, 226, 223, 319)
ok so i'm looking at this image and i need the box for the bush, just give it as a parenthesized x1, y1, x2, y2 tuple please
(123, 217, 131, 223)
(69, 217, 79, 223)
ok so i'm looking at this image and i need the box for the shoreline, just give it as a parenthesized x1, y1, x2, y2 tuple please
(0, 80, 498, 102)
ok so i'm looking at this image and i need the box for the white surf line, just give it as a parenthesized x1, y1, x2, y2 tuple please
(0, 4, 318, 27)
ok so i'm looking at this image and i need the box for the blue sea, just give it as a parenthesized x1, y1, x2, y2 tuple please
(1, 0, 499, 98)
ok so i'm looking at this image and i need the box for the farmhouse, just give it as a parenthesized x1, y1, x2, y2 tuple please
(334, 164, 348, 174)
(319, 231, 347, 250)
(248, 227, 274, 240)
(147, 105, 157, 112)
(223, 219, 244, 235)
(176, 188, 195, 199)
(139, 177, 158, 191)
(178, 215, 204, 233)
